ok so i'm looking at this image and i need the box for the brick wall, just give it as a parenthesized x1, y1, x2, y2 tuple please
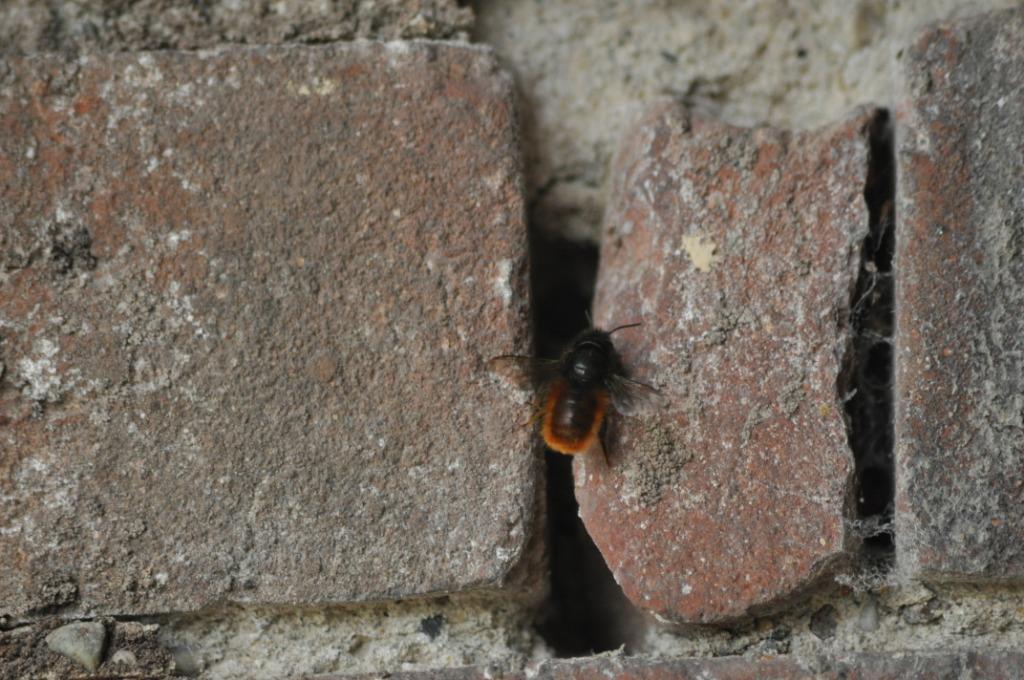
(1, 2, 1023, 678)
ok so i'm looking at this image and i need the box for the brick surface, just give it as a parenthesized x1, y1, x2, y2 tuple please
(0, 43, 536, 617)
(329, 651, 1024, 680)
(575, 102, 879, 623)
(894, 8, 1024, 579)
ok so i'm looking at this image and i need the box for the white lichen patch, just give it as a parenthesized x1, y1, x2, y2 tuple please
(681, 233, 719, 273)
(166, 230, 192, 249)
(289, 77, 339, 97)
(16, 338, 63, 402)
(492, 259, 514, 304)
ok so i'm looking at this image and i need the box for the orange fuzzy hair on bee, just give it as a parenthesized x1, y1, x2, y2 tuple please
(540, 378, 609, 454)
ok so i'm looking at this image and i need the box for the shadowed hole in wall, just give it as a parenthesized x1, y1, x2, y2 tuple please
(528, 230, 646, 656)
(844, 110, 896, 562)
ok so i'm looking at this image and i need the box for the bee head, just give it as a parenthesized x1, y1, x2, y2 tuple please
(563, 328, 620, 385)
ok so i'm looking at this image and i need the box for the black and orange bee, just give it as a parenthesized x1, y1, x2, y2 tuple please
(490, 323, 665, 462)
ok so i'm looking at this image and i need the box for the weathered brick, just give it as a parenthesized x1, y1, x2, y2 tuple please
(0, 43, 537, 616)
(894, 7, 1024, 579)
(575, 102, 879, 623)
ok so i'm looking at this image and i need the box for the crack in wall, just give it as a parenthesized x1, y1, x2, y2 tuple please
(844, 110, 897, 564)
(527, 229, 646, 656)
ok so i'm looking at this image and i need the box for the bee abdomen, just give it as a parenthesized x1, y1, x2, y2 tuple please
(541, 380, 608, 455)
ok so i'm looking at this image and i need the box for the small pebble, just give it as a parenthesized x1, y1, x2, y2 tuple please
(168, 645, 202, 677)
(809, 604, 838, 640)
(111, 649, 138, 666)
(45, 621, 107, 672)
(858, 596, 879, 632)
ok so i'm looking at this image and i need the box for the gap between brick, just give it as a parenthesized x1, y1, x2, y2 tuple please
(843, 110, 896, 564)
(527, 230, 643, 655)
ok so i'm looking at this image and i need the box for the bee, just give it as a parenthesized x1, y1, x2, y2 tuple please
(490, 323, 665, 462)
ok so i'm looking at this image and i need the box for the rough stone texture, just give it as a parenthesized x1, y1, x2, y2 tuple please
(8, 647, 1024, 680)
(159, 596, 541, 679)
(331, 651, 1024, 679)
(475, 0, 1019, 244)
(574, 102, 879, 624)
(894, 7, 1024, 580)
(1, 596, 541, 679)
(643, 582, 1024, 666)
(0, 0, 473, 55)
(6, 581, 1015, 680)
(1, 618, 171, 679)
(0, 42, 537, 617)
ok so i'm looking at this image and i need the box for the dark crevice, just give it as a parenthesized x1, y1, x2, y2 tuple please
(528, 229, 640, 656)
(844, 110, 896, 562)
(528, 233, 596, 360)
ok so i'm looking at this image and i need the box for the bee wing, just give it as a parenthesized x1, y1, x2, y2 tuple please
(606, 374, 667, 416)
(487, 355, 560, 390)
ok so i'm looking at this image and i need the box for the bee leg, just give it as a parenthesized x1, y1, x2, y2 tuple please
(519, 403, 545, 429)
(599, 420, 610, 467)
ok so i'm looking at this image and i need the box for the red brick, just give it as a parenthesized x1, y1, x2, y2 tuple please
(894, 7, 1024, 579)
(575, 102, 879, 623)
(0, 43, 537, 616)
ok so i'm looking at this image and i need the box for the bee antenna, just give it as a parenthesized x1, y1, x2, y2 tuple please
(584, 309, 593, 327)
(608, 322, 642, 335)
